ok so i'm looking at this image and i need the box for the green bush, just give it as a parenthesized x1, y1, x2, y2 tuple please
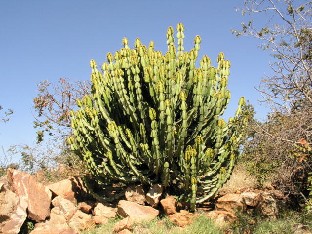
(68, 23, 249, 211)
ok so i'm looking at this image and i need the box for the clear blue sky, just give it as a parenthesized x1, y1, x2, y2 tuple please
(0, 1, 271, 160)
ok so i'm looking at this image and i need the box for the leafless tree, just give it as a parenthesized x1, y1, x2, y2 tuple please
(0, 105, 13, 123)
(33, 78, 90, 143)
(235, 0, 312, 111)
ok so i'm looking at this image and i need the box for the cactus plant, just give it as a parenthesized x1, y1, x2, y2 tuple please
(68, 23, 249, 211)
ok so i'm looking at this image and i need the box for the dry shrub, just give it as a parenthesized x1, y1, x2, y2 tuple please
(242, 104, 312, 207)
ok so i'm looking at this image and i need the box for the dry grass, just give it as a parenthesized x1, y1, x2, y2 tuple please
(83, 215, 222, 234)
(219, 164, 258, 195)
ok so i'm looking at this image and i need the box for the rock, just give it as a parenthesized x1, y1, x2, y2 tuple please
(168, 210, 195, 227)
(68, 210, 94, 232)
(117, 200, 159, 222)
(258, 192, 278, 219)
(0, 184, 27, 234)
(0, 181, 4, 190)
(118, 229, 133, 234)
(78, 201, 93, 214)
(93, 215, 109, 225)
(160, 196, 177, 215)
(145, 184, 163, 207)
(270, 189, 285, 200)
(206, 210, 236, 227)
(125, 185, 146, 205)
(241, 191, 261, 207)
(52, 196, 77, 221)
(30, 223, 77, 234)
(8, 169, 52, 222)
(47, 177, 88, 203)
(93, 203, 117, 218)
(49, 207, 67, 224)
(92, 203, 116, 225)
(216, 193, 245, 212)
(293, 224, 312, 234)
(113, 217, 134, 233)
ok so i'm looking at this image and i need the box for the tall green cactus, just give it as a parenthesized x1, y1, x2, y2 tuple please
(68, 23, 249, 211)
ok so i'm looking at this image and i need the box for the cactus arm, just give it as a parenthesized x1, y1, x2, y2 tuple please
(176, 91, 188, 163)
(165, 100, 174, 162)
(162, 161, 170, 187)
(177, 23, 185, 57)
(190, 154, 197, 212)
(149, 108, 162, 175)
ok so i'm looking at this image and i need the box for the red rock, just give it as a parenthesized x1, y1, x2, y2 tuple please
(258, 192, 278, 219)
(93, 203, 117, 218)
(216, 193, 245, 212)
(241, 191, 261, 207)
(117, 200, 159, 222)
(160, 196, 177, 215)
(78, 201, 93, 214)
(113, 217, 134, 233)
(270, 189, 285, 200)
(168, 210, 195, 227)
(145, 184, 163, 207)
(206, 210, 236, 227)
(118, 229, 133, 234)
(52, 196, 77, 221)
(93, 215, 109, 225)
(0, 181, 4, 190)
(47, 177, 88, 203)
(49, 207, 67, 224)
(125, 185, 146, 205)
(0, 183, 27, 234)
(30, 223, 77, 234)
(92, 203, 116, 225)
(68, 210, 94, 232)
(7, 169, 52, 222)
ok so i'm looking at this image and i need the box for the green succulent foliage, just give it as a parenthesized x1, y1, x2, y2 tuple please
(68, 23, 248, 211)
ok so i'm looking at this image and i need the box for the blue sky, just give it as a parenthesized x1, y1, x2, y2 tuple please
(0, 1, 271, 159)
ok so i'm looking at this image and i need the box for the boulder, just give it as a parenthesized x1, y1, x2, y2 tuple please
(241, 191, 261, 207)
(270, 189, 285, 200)
(258, 192, 278, 219)
(78, 201, 94, 214)
(93, 203, 117, 218)
(52, 196, 77, 221)
(47, 177, 89, 203)
(49, 207, 67, 224)
(0, 181, 4, 190)
(216, 193, 245, 212)
(30, 223, 77, 234)
(160, 196, 177, 215)
(92, 203, 116, 225)
(206, 210, 236, 227)
(93, 215, 109, 225)
(113, 217, 134, 233)
(293, 224, 312, 234)
(7, 169, 52, 222)
(117, 200, 159, 222)
(145, 184, 163, 207)
(68, 210, 94, 232)
(125, 185, 146, 205)
(168, 210, 195, 227)
(118, 229, 133, 234)
(0, 183, 27, 234)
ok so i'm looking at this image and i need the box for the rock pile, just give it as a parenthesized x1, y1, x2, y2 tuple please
(0, 169, 285, 234)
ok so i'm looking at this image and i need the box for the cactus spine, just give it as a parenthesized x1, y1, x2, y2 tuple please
(68, 24, 248, 211)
